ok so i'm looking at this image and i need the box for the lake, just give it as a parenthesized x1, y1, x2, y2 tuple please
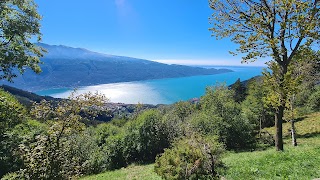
(36, 66, 266, 104)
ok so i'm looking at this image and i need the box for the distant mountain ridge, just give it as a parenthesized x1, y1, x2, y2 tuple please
(1, 43, 232, 91)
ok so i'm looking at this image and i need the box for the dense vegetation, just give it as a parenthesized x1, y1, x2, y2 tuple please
(82, 112, 320, 180)
(0, 73, 319, 179)
(0, 0, 45, 81)
(209, 0, 320, 151)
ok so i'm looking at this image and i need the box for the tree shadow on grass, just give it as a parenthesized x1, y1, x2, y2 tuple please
(294, 116, 307, 123)
(296, 132, 320, 139)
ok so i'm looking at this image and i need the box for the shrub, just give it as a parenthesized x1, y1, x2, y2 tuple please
(0, 89, 26, 136)
(0, 90, 28, 178)
(64, 128, 107, 175)
(172, 101, 195, 121)
(0, 120, 46, 178)
(13, 92, 107, 179)
(93, 122, 124, 170)
(308, 86, 320, 112)
(97, 109, 173, 170)
(199, 85, 256, 149)
(188, 111, 256, 150)
(95, 123, 122, 146)
(155, 135, 224, 180)
(1, 172, 21, 180)
(15, 127, 107, 179)
(102, 133, 126, 170)
(161, 112, 185, 143)
(122, 109, 169, 163)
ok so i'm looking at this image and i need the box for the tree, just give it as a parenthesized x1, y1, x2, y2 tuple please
(0, 89, 26, 136)
(200, 84, 256, 149)
(308, 86, 320, 111)
(0, 0, 45, 81)
(241, 78, 274, 134)
(263, 47, 319, 147)
(285, 48, 319, 146)
(230, 78, 246, 103)
(209, 0, 320, 151)
(0, 89, 27, 178)
(122, 109, 169, 163)
(16, 92, 107, 179)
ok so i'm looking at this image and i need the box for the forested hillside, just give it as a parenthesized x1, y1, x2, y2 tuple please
(1, 44, 232, 91)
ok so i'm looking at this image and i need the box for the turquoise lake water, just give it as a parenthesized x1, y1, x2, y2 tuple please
(36, 66, 266, 104)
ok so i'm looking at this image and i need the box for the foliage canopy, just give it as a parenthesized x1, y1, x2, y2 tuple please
(0, 0, 45, 81)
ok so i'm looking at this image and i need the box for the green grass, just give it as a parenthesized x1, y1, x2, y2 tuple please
(265, 112, 320, 141)
(223, 112, 320, 180)
(81, 112, 320, 180)
(223, 136, 320, 179)
(80, 164, 161, 180)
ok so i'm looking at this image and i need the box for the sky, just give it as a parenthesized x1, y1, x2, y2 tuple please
(35, 0, 268, 66)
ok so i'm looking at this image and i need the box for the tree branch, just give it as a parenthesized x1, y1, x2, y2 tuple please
(280, 11, 288, 63)
(0, 35, 14, 47)
(288, 37, 303, 63)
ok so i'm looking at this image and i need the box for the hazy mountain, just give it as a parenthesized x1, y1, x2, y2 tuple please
(1, 43, 232, 91)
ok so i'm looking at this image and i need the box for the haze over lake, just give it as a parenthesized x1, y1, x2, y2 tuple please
(36, 66, 265, 104)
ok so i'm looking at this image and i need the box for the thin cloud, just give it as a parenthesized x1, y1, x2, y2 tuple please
(114, 0, 133, 17)
(115, 0, 126, 8)
(114, 0, 140, 35)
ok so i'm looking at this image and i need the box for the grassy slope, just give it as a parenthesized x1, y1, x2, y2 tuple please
(80, 164, 161, 180)
(223, 112, 320, 180)
(81, 112, 320, 180)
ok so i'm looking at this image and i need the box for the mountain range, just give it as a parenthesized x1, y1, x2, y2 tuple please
(1, 43, 232, 91)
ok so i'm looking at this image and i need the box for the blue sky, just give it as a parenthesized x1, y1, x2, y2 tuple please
(35, 0, 267, 66)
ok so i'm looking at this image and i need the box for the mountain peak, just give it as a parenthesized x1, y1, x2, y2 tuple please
(36, 43, 152, 63)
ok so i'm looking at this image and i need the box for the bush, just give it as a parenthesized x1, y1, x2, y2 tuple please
(95, 123, 122, 146)
(161, 112, 185, 143)
(189, 112, 255, 150)
(15, 127, 107, 179)
(1, 172, 21, 180)
(0, 90, 28, 178)
(172, 101, 195, 121)
(199, 85, 256, 149)
(241, 79, 274, 129)
(0, 120, 46, 178)
(0, 89, 26, 136)
(308, 86, 320, 112)
(122, 109, 169, 163)
(97, 109, 173, 170)
(155, 135, 225, 180)
(102, 133, 126, 170)
(64, 128, 107, 175)
(12, 92, 107, 179)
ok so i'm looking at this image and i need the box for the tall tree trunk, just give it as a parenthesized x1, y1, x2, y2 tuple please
(274, 62, 288, 151)
(259, 108, 265, 138)
(259, 117, 262, 138)
(291, 119, 297, 146)
(275, 105, 284, 151)
(290, 94, 297, 146)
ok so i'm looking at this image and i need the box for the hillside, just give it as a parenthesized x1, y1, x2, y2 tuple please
(224, 112, 320, 179)
(0, 43, 232, 91)
(0, 85, 59, 107)
(0, 85, 158, 122)
(80, 112, 320, 180)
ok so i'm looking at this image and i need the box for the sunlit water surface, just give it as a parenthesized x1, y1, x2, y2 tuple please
(36, 66, 265, 104)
